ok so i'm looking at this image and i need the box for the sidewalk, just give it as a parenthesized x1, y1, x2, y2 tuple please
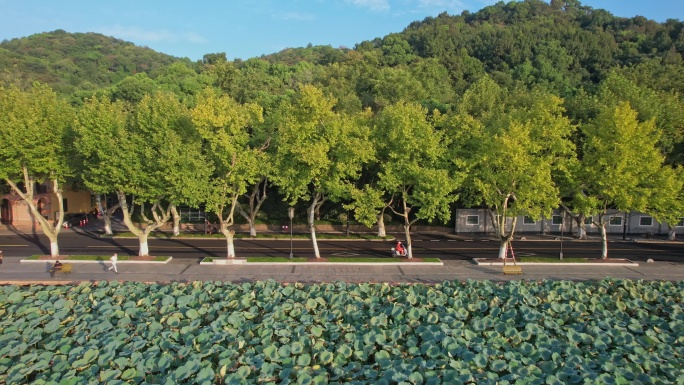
(1, 220, 682, 285)
(1, 255, 682, 285)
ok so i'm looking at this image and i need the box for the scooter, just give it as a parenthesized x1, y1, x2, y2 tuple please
(391, 245, 407, 257)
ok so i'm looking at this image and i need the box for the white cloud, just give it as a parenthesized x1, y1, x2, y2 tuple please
(273, 12, 316, 21)
(345, 0, 390, 12)
(415, 0, 466, 12)
(98, 25, 207, 44)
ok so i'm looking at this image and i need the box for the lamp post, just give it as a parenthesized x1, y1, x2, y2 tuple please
(288, 207, 295, 260)
(559, 214, 564, 260)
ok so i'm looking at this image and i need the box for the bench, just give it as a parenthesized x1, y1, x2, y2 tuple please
(503, 265, 523, 275)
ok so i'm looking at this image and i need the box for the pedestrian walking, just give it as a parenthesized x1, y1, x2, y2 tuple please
(107, 253, 118, 274)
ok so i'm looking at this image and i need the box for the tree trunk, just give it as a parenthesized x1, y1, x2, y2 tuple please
(577, 224, 587, 240)
(668, 226, 676, 241)
(170, 205, 180, 236)
(403, 224, 413, 259)
(490, 208, 517, 260)
(498, 238, 509, 260)
(117, 192, 169, 257)
(103, 215, 113, 235)
(95, 195, 112, 235)
(96, 195, 119, 235)
(6, 175, 64, 257)
(223, 229, 236, 258)
(376, 211, 386, 238)
(138, 232, 150, 257)
(48, 235, 59, 257)
(600, 224, 608, 259)
(308, 198, 321, 258)
(238, 179, 268, 238)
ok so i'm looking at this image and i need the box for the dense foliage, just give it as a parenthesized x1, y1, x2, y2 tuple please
(2, 0, 684, 258)
(0, 30, 181, 95)
(0, 279, 681, 384)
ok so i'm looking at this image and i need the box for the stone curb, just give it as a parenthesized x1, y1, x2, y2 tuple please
(200, 259, 443, 266)
(473, 259, 639, 267)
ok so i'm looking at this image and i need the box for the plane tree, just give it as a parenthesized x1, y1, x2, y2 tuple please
(273, 85, 373, 258)
(567, 101, 674, 258)
(190, 88, 265, 258)
(374, 101, 460, 259)
(74, 92, 209, 256)
(346, 101, 461, 258)
(0, 83, 73, 257)
(449, 78, 576, 259)
(72, 96, 129, 235)
(125, 91, 209, 255)
(646, 166, 684, 240)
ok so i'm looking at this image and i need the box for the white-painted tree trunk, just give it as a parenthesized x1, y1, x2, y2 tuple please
(223, 229, 236, 258)
(103, 215, 113, 235)
(403, 225, 413, 259)
(248, 222, 257, 237)
(96, 195, 119, 235)
(490, 208, 516, 260)
(600, 225, 608, 259)
(498, 239, 509, 260)
(170, 205, 180, 236)
(377, 212, 386, 238)
(308, 201, 321, 258)
(668, 227, 676, 241)
(49, 239, 59, 258)
(577, 224, 587, 240)
(139, 234, 150, 257)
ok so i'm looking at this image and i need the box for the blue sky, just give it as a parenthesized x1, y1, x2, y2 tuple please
(0, 0, 682, 62)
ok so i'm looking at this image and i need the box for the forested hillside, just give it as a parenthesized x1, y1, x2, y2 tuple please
(0, 29, 182, 95)
(2, 1, 683, 106)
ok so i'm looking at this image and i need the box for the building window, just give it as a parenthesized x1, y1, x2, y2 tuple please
(62, 198, 68, 212)
(609, 216, 623, 226)
(523, 216, 536, 225)
(466, 215, 479, 225)
(677, 218, 684, 227)
(178, 206, 206, 223)
(584, 216, 593, 225)
(552, 215, 563, 225)
(639, 217, 653, 227)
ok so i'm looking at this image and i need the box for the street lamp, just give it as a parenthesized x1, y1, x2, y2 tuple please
(559, 214, 564, 260)
(288, 207, 295, 260)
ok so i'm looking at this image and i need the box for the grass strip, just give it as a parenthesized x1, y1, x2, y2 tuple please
(518, 256, 591, 263)
(110, 231, 390, 240)
(326, 257, 441, 263)
(246, 257, 309, 263)
(26, 255, 169, 261)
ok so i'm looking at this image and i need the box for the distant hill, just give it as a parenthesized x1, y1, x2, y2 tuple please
(0, 30, 182, 94)
(2, 1, 683, 101)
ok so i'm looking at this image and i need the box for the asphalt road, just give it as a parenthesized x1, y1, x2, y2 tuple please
(1, 229, 682, 263)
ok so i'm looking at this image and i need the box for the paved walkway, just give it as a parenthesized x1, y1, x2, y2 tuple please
(1, 255, 682, 285)
(1, 222, 682, 284)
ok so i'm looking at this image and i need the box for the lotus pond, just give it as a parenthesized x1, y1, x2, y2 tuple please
(0, 279, 682, 384)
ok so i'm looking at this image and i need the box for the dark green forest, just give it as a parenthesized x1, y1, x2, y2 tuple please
(2, 0, 683, 104)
